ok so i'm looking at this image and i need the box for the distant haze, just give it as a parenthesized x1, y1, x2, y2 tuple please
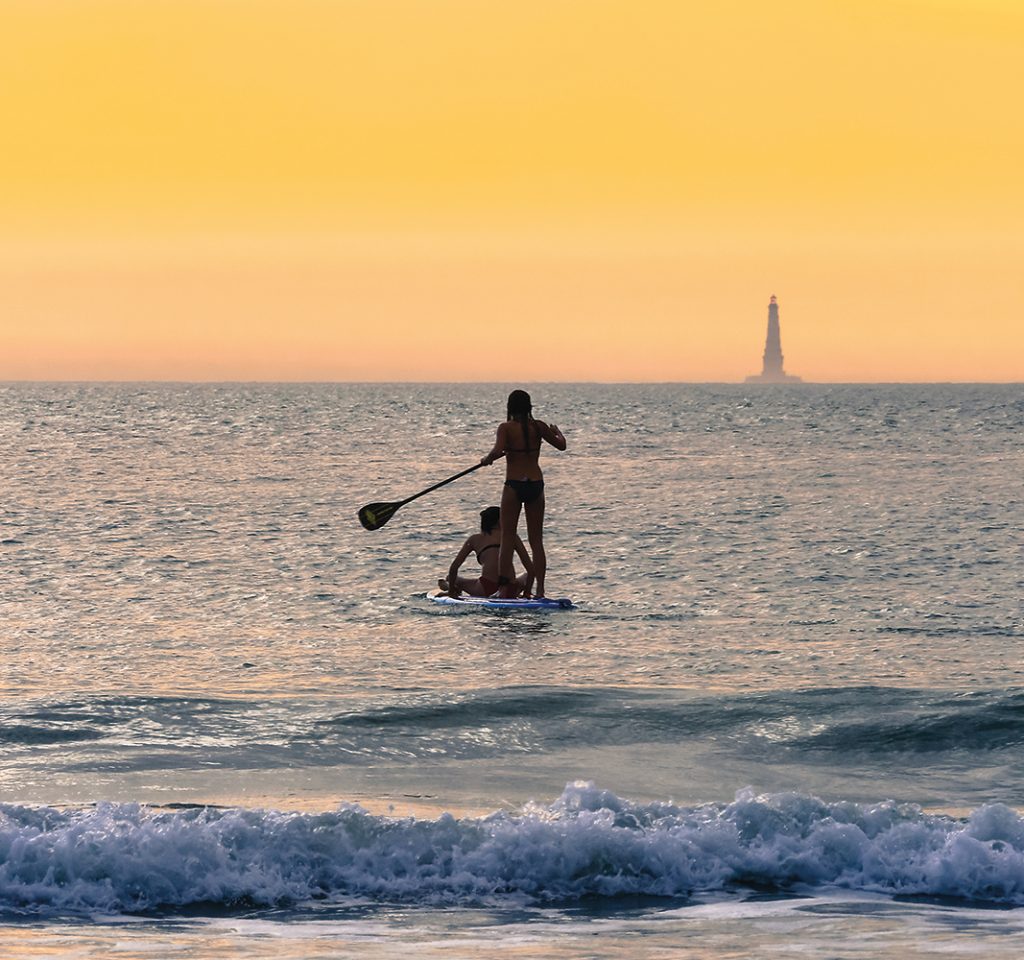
(2, 0, 1021, 382)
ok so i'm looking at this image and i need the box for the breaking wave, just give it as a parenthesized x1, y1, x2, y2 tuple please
(3, 783, 1024, 916)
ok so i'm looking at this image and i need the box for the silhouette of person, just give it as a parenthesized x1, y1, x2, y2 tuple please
(480, 390, 566, 598)
(439, 506, 534, 598)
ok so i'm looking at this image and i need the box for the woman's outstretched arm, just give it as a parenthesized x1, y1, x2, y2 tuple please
(480, 424, 508, 465)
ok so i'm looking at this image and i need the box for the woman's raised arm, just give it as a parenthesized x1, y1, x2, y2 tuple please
(539, 420, 566, 451)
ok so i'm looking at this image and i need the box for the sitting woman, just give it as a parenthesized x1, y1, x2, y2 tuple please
(439, 506, 534, 598)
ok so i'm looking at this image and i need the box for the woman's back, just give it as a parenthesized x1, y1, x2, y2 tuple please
(502, 419, 544, 481)
(469, 531, 501, 580)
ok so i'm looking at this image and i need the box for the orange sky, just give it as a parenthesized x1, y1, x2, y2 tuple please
(1, 0, 1021, 381)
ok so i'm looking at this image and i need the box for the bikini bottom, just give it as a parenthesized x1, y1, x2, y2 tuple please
(505, 478, 544, 505)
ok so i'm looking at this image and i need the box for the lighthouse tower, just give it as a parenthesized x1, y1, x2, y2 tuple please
(746, 295, 802, 383)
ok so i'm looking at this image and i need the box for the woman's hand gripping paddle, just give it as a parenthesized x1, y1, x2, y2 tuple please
(358, 461, 491, 530)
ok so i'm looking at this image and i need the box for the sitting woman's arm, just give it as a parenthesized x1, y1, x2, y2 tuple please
(446, 538, 474, 596)
(514, 536, 535, 596)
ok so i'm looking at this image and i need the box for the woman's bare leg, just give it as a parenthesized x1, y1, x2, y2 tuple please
(497, 484, 522, 598)
(524, 495, 546, 597)
(438, 575, 484, 596)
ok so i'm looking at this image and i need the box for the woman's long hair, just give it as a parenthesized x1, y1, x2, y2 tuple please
(507, 389, 532, 450)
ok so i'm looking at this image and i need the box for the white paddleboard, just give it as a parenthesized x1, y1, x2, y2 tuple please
(427, 590, 574, 610)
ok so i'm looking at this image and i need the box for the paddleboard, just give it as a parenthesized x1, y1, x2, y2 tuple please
(427, 590, 574, 610)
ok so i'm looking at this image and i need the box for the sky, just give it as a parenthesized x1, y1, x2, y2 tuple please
(1, 0, 1021, 382)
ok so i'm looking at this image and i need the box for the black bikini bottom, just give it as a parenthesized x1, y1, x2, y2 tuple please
(505, 478, 544, 505)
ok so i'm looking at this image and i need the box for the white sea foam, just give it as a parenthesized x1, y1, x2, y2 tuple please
(2, 783, 1024, 915)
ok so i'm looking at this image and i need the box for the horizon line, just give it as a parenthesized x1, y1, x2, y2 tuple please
(2, 379, 1022, 387)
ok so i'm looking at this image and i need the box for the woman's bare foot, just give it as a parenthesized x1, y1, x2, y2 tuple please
(438, 578, 449, 592)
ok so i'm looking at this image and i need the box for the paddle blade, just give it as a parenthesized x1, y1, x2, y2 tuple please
(358, 501, 399, 531)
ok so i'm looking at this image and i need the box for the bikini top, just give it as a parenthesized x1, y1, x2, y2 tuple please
(476, 542, 498, 564)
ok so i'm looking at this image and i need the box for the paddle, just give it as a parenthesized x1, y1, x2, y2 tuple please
(358, 461, 492, 530)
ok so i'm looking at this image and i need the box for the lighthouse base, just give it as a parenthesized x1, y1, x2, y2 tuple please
(745, 372, 803, 383)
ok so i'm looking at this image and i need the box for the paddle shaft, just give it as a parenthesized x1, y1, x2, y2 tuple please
(359, 455, 506, 529)
(395, 460, 489, 509)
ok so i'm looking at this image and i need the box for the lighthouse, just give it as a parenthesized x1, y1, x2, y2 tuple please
(746, 295, 802, 383)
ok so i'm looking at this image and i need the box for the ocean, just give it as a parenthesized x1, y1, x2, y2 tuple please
(2, 382, 1022, 958)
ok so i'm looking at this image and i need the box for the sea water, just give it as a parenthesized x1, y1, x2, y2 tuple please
(1, 382, 1022, 958)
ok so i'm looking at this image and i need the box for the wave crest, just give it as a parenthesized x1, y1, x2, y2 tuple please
(3, 784, 1024, 915)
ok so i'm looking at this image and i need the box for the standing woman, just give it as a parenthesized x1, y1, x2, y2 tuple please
(481, 390, 566, 598)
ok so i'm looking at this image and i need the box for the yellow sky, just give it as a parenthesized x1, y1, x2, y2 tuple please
(1, 0, 1021, 381)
